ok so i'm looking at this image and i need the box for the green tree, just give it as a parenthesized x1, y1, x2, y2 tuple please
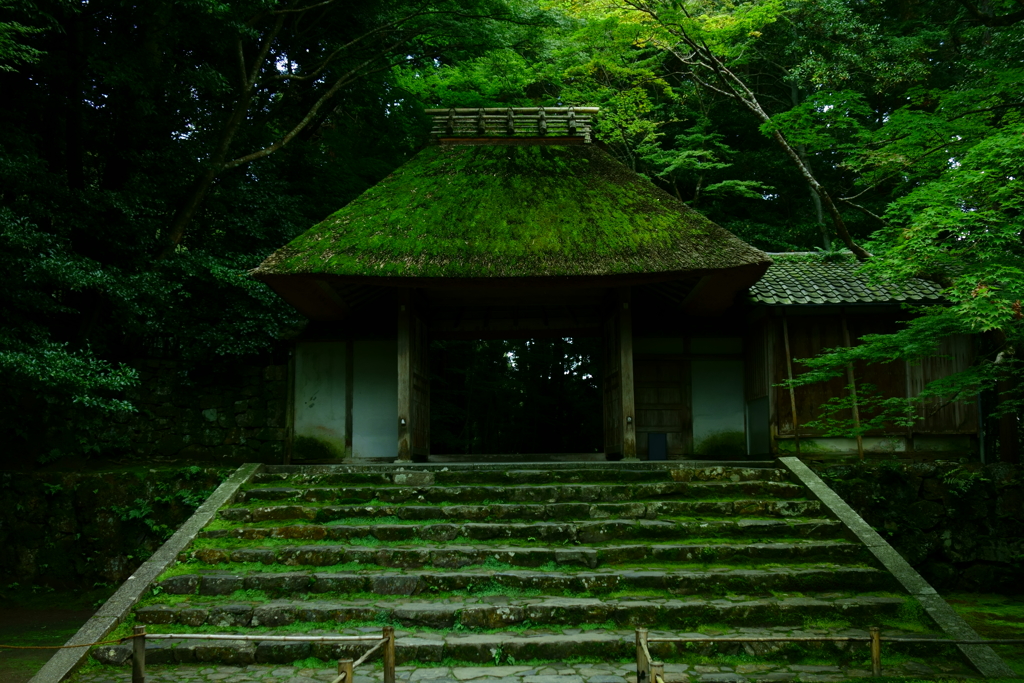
(0, 0, 536, 461)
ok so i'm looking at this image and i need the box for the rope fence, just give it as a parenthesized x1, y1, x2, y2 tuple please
(127, 625, 396, 683)
(0, 634, 144, 650)
(636, 626, 1024, 680)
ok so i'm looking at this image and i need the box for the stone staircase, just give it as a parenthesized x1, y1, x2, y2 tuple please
(99, 462, 962, 670)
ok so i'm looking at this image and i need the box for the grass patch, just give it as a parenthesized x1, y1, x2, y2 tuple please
(878, 597, 932, 633)
(578, 620, 616, 631)
(292, 656, 334, 669)
(946, 592, 1024, 676)
(803, 617, 852, 630)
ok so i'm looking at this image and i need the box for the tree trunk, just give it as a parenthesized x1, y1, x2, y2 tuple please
(158, 167, 219, 259)
(789, 85, 831, 250)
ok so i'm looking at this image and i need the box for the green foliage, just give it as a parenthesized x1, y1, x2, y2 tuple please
(0, 0, 44, 71)
(802, 383, 917, 438)
(108, 467, 217, 541)
(0, 209, 140, 461)
(941, 464, 990, 497)
(0, 0, 539, 462)
(291, 657, 333, 670)
(1, 0, 1021, 459)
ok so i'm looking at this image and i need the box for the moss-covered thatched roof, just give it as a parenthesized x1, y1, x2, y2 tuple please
(253, 144, 769, 279)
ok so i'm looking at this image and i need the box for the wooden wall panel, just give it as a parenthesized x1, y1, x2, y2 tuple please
(909, 334, 977, 433)
(634, 357, 691, 457)
(410, 314, 430, 456)
(773, 312, 975, 438)
(398, 290, 430, 461)
(773, 315, 847, 437)
(846, 316, 908, 437)
(745, 321, 770, 401)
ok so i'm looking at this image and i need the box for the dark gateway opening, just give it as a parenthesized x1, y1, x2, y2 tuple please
(430, 337, 603, 456)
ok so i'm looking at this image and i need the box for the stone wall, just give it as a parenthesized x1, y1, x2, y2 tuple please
(817, 460, 1024, 592)
(114, 359, 289, 463)
(0, 467, 227, 588)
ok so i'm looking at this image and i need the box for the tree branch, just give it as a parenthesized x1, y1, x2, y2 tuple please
(839, 198, 887, 225)
(224, 50, 401, 169)
(271, 0, 336, 14)
(957, 0, 1024, 25)
(947, 101, 1024, 120)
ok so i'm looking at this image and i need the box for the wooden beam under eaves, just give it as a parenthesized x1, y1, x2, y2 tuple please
(259, 276, 349, 321)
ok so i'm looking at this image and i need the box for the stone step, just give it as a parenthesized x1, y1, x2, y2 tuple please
(91, 624, 950, 667)
(199, 518, 846, 545)
(218, 499, 825, 524)
(235, 481, 807, 505)
(252, 466, 789, 487)
(156, 565, 896, 597)
(186, 540, 873, 569)
(136, 595, 908, 631)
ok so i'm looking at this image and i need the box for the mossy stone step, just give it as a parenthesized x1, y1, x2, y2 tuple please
(235, 481, 807, 505)
(136, 594, 908, 631)
(156, 565, 896, 598)
(249, 466, 789, 488)
(218, 499, 824, 524)
(186, 540, 873, 569)
(199, 518, 846, 545)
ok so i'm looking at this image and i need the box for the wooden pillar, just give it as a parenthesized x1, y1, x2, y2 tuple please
(397, 290, 413, 462)
(382, 626, 396, 683)
(345, 337, 354, 459)
(603, 287, 637, 460)
(841, 313, 865, 461)
(397, 289, 430, 462)
(635, 627, 651, 683)
(618, 288, 637, 460)
(132, 625, 146, 683)
(284, 347, 295, 465)
(869, 626, 882, 677)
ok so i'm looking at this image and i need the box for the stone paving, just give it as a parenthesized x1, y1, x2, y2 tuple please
(74, 660, 979, 683)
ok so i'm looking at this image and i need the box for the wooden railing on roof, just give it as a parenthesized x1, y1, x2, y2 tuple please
(426, 106, 598, 142)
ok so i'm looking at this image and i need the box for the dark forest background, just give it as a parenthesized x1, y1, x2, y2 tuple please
(1, 0, 1020, 461)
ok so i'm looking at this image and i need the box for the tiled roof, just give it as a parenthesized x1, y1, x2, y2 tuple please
(749, 253, 944, 305)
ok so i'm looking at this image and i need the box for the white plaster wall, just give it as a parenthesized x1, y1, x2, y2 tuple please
(691, 359, 746, 454)
(746, 396, 770, 456)
(353, 339, 398, 460)
(778, 437, 908, 454)
(294, 341, 347, 455)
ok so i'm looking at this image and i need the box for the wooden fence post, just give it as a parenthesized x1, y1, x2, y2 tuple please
(652, 660, 665, 683)
(383, 626, 396, 683)
(338, 658, 354, 683)
(636, 628, 651, 683)
(869, 626, 882, 677)
(132, 625, 146, 683)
